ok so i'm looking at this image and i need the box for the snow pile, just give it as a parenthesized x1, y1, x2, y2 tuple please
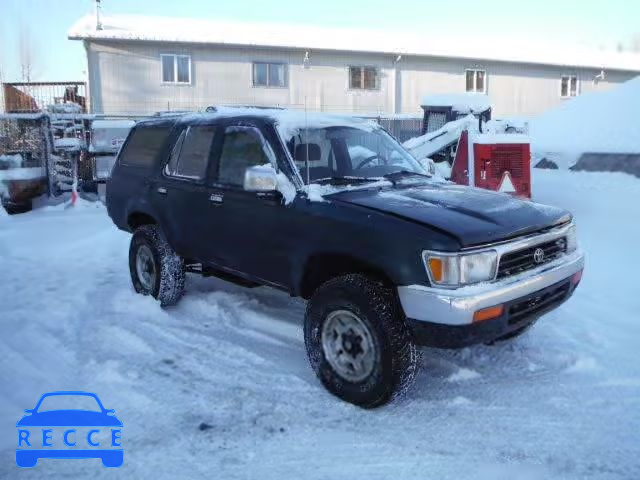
(54, 137, 84, 150)
(0, 154, 24, 168)
(47, 102, 83, 114)
(0, 167, 46, 180)
(530, 75, 640, 168)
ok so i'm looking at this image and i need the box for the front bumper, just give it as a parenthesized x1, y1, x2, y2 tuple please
(397, 250, 584, 348)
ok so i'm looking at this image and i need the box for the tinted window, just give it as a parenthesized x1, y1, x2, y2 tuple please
(165, 129, 186, 175)
(217, 127, 273, 186)
(165, 126, 216, 180)
(119, 126, 171, 167)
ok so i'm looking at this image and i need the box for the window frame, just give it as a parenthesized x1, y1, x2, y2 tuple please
(160, 54, 192, 85)
(252, 62, 288, 88)
(465, 68, 487, 94)
(560, 74, 579, 98)
(162, 125, 217, 183)
(348, 66, 380, 91)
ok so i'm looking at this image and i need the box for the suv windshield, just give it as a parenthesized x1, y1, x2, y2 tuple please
(285, 126, 428, 185)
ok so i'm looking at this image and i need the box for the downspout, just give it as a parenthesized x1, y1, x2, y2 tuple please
(393, 55, 402, 114)
(83, 39, 92, 114)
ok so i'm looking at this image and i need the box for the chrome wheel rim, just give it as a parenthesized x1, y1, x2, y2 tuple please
(321, 310, 376, 382)
(135, 244, 156, 292)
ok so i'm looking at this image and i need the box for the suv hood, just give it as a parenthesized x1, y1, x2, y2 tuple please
(329, 183, 570, 248)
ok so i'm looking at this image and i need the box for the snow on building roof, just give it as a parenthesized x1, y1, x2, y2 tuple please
(68, 14, 640, 73)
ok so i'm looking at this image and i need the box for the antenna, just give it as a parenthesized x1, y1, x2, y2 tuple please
(304, 96, 310, 186)
(95, 0, 103, 31)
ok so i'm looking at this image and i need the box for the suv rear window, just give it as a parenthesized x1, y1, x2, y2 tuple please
(119, 126, 171, 167)
(165, 126, 216, 180)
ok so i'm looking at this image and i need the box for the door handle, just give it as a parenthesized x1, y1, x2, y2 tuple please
(209, 193, 224, 204)
(157, 187, 167, 195)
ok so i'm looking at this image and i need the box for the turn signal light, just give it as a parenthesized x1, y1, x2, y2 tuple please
(428, 258, 443, 282)
(571, 269, 583, 285)
(473, 305, 504, 323)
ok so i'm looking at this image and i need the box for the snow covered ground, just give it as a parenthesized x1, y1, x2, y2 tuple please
(1, 170, 639, 479)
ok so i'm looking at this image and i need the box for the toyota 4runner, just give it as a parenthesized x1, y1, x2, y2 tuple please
(107, 107, 584, 408)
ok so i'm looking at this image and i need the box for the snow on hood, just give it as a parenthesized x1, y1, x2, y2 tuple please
(530, 75, 640, 168)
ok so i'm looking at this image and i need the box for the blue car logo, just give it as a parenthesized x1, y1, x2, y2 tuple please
(16, 391, 123, 468)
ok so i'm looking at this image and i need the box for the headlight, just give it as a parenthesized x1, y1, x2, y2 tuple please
(423, 250, 498, 287)
(565, 224, 578, 253)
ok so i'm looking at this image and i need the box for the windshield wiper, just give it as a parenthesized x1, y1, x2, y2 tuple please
(314, 176, 378, 185)
(383, 170, 432, 185)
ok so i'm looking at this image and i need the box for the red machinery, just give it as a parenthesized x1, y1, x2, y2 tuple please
(405, 94, 532, 198)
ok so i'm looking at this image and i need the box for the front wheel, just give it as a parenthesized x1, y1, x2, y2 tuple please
(304, 274, 419, 408)
(129, 224, 185, 307)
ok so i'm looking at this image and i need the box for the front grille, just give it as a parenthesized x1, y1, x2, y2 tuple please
(490, 146, 525, 178)
(497, 237, 567, 279)
(508, 281, 571, 325)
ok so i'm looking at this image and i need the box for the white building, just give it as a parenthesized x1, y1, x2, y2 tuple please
(68, 14, 640, 117)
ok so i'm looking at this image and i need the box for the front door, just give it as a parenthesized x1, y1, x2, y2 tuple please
(203, 123, 293, 288)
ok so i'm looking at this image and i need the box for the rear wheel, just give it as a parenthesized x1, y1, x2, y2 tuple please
(129, 224, 185, 306)
(304, 274, 419, 408)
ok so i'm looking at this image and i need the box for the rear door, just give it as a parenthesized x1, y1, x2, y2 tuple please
(151, 123, 223, 262)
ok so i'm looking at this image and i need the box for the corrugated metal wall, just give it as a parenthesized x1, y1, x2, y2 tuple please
(86, 40, 637, 117)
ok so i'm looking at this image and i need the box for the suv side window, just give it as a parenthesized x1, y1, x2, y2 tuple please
(119, 126, 171, 167)
(217, 126, 275, 187)
(164, 125, 216, 180)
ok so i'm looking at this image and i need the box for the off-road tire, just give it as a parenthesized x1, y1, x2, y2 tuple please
(304, 274, 419, 408)
(129, 224, 185, 307)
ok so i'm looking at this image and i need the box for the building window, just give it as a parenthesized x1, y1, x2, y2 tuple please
(349, 66, 379, 90)
(465, 69, 486, 93)
(252, 62, 287, 87)
(161, 54, 191, 84)
(560, 75, 578, 98)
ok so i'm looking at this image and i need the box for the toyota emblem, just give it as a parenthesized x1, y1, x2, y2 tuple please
(533, 248, 545, 264)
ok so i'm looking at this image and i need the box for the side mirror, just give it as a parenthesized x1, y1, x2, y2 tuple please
(24, 409, 34, 414)
(244, 164, 278, 192)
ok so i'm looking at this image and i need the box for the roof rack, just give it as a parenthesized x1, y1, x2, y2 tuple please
(204, 105, 285, 113)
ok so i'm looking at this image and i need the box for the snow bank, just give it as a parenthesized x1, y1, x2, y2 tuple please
(530, 75, 640, 168)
